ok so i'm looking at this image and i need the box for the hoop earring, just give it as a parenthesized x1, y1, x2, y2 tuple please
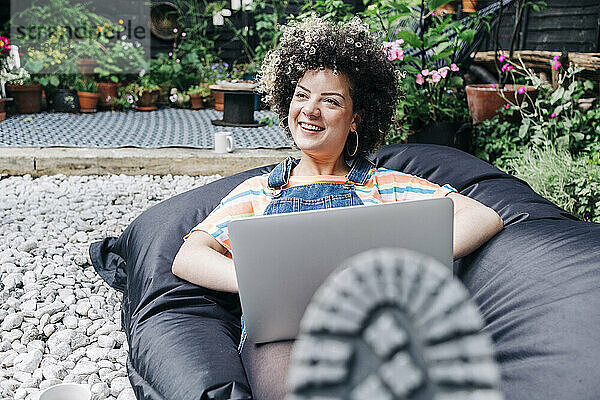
(345, 130, 359, 158)
(278, 116, 289, 131)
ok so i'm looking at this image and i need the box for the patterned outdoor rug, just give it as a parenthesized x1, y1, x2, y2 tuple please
(0, 109, 292, 149)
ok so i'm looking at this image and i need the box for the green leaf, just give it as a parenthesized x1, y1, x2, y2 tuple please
(25, 60, 44, 74)
(553, 105, 563, 115)
(427, 0, 454, 12)
(434, 41, 454, 53)
(550, 87, 564, 105)
(430, 50, 454, 61)
(396, 30, 422, 48)
(459, 29, 476, 45)
(49, 76, 60, 87)
(390, 2, 411, 14)
(572, 132, 585, 141)
(584, 80, 594, 91)
(557, 135, 570, 148)
(401, 65, 420, 75)
(519, 118, 531, 138)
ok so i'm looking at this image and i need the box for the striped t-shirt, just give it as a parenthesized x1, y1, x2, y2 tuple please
(187, 167, 456, 255)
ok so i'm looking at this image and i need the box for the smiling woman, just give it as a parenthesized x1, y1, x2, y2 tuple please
(171, 15, 504, 400)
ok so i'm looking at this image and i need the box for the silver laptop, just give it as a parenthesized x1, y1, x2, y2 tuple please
(228, 197, 453, 344)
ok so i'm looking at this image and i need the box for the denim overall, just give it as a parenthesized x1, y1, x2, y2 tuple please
(237, 155, 375, 353)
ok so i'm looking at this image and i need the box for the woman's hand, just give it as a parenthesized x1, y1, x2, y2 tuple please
(172, 231, 239, 293)
(447, 192, 504, 260)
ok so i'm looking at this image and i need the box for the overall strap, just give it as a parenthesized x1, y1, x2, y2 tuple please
(267, 157, 299, 189)
(346, 156, 375, 186)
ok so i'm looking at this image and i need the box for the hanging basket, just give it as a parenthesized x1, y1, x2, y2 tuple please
(150, 2, 180, 40)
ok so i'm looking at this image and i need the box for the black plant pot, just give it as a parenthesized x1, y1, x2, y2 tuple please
(408, 121, 472, 152)
(50, 89, 80, 113)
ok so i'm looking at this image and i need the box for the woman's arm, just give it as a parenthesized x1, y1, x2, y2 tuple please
(172, 231, 239, 293)
(447, 192, 504, 260)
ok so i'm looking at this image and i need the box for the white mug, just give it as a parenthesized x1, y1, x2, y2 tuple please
(214, 131, 234, 153)
(38, 383, 91, 400)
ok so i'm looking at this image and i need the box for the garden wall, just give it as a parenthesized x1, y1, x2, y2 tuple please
(478, 0, 600, 53)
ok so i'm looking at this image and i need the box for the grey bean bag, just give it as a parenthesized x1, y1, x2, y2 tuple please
(90, 144, 600, 400)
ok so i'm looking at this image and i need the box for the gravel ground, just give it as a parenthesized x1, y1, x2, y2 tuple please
(0, 174, 222, 400)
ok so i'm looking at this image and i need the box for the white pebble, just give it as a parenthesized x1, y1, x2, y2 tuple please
(97, 335, 116, 349)
(63, 315, 79, 329)
(1, 313, 23, 330)
(14, 349, 43, 373)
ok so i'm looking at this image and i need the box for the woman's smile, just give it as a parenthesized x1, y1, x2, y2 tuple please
(298, 121, 325, 133)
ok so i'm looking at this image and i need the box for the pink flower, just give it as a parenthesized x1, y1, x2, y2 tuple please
(439, 68, 448, 78)
(501, 63, 508, 72)
(181, 32, 186, 37)
(168, 52, 173, 56)
(451, 63, 459, 72)
(553, 61, 561, 70)
(394, 49, 404, 61)
(507, 65, 514, 71)
(553, 55, 560, 61)
(431, 72, 441, 83)
(382, 40, 404, 61)
(550, 112, 557, 118)
(505, 103, 510, 110)
(416, 74, 424, 85)
(499, 54, 506, 62)
(491, 84, 497, 88)
(176, 58, 180, 63)
(518, 87, 525, 94)
(421, 69, 429, 76)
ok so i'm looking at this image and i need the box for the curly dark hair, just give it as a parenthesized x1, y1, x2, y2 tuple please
(258, 16, 399, 158)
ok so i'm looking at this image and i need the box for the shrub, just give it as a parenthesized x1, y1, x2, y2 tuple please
(507, 146, 600, 223)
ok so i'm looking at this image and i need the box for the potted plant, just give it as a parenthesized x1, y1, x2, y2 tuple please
(368, 0, 483, 148)
(207, 61, 230, 111)
(20, 27, 81, 112)
(93, 32, 145, 109)
(74, 76, 99, 113)
(73, 36, 108, 75)
(187, 84, 210, 109)
(94, 57, 121, 110)
(168, 87, 190, 108)
(465, 0, 547, 123)
(3, 66, 42, 114)
(122, 76, 161, 111)
(0, 35, 11, 121)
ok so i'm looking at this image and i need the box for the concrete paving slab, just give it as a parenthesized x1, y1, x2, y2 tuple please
(0, 147, 301, 177)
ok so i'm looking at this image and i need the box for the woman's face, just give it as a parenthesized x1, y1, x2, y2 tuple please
(288, 68, 358, 160)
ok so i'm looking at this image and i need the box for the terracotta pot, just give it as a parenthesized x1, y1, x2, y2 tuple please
(0, 99, 5, 121)
(97, 82, 118, 110)
(77, 91, 100, 113)
(6, 83, 42, 114)
(189, 93, 204, 109)
(213, 90, 224, 111)
(466, 84, 537, 123)
(137, 89, 160, 111)
(76, 59, 99, 75)
(462, 0, 478, 12)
